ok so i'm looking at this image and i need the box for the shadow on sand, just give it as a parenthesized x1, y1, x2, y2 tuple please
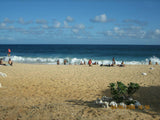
(66, 86, 160, 116)
(102, 85, 160, 115)
(66, 99, 98, 108)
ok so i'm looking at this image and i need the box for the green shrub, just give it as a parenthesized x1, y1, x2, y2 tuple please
(108, 81, 140, 104)
(127, 82, 140, 95)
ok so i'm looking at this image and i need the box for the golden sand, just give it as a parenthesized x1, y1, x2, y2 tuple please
(0, 63, 160, 120)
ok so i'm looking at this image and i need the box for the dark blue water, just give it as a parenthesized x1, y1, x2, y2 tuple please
(0, 44, 160, 64)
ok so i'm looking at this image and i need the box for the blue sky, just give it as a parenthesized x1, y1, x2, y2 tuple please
(0, 0, 160, 44)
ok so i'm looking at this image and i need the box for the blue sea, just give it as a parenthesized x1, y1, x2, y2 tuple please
(0, 44, 160, 65)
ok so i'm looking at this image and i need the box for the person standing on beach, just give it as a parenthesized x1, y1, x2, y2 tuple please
(112, 57, 116, 66)
(57, 60, 59, 65)
(88, 59, 92, 66)
(8, 49, 11, 57)
(64, 59, 67, 65)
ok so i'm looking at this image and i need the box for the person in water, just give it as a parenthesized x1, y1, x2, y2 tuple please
(8, 58, 13, 66)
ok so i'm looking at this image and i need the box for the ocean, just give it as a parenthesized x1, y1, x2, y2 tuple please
(0, 44, 160, 65)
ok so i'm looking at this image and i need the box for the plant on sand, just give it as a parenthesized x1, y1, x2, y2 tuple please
(109, 81, 140, 104)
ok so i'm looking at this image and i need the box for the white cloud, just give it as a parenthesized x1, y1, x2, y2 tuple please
(72, 29, 79, 34)
(130, 26, 141, 30)
(41, 24, 49, 29)
(4, 18, 14, 23)
(7, 25, 15, 30)
(22, 29, 44, 35)
(100, 25, 147, 39)
(18, 18, 33, 25)
(123, 19, 147, 26)
(145, 29, 160, 39)
(91, 14, 107, 23)
(36, 19, 47, 24)
(0, 23, 6, 27)
(0, 36, 14, 41)
(64, 21, 71, 28)
(66, 16, 74, 22)
(53, 21, 61, 28)
(77, 36, 83, 39)
(127, 33, 136, 37)
(155, 29, 160, 35)
(106, 31, 113, 36)
(114, 27, 119, 31)
(100, 30, 113, 36)
(18, 18, 25, 24)
(140, 31, 146, 38)
(113, 27, 124, 36)
(75, 24, 85, 29)
(64, 21, 68, 27)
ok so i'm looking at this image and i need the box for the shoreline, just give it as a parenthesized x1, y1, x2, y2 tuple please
(1, 61, 159, 66)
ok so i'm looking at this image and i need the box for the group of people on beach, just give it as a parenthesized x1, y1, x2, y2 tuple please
(1, 57, 159, 66)
(99, 57, 125, 67)
(149, 60, 159, 65)
(56, 59, 99, 66)
(57, 59, 68, 65)
(0, 48, 13, 66)
(0, 58, 13, 66)
(55, 57, 125, 67)
(1, 48, 159, 66)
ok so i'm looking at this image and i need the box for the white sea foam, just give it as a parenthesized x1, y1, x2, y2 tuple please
(1, 55, 160, 65)
(146, 56, 160, 64)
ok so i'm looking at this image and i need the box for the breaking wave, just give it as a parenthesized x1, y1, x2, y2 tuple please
(1, 55, 160, 65)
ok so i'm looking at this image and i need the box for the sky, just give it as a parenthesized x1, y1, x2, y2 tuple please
(0, 0, 160, 44)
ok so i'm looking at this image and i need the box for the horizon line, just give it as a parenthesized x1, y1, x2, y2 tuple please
(0, 44, 160, 46)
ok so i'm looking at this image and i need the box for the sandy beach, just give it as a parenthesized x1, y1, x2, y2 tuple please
(0, 63, 160, 120)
